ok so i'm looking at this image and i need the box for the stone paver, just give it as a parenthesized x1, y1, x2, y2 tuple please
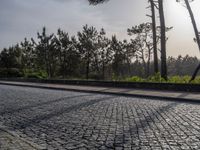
(1, 85, 200, 149)
(0, 127, 41, 150)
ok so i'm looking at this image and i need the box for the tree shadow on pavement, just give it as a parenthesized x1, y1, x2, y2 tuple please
(0, 94, 93, 116)
(12, 96, 116, 129)
(111, 102, 180, 149)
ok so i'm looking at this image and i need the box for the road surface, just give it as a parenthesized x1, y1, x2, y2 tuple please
(0, 84, 200, 149)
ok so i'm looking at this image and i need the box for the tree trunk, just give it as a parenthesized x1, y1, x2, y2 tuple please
(190, 63, 200, 82)
(147, 48, 151, 77)
(102, 61, 105, 80)
(184, 0, 200, 81)
(158, 0, 167, 80)
(127, 60, 131, 76)
(47, 53, 51, 78)
(86, 59, 90, 80)
(150, 0, 159, 74)
(63, 53, 66, 79)
(44, 49, 49, 79)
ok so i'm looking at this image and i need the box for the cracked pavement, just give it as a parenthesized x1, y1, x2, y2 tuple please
(0, 84, 200, 149)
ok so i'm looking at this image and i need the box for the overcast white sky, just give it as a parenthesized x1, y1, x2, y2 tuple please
(0, 0, 200, 57)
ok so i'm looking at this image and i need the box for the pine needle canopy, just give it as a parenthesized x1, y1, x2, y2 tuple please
(88, 0, 109, 5)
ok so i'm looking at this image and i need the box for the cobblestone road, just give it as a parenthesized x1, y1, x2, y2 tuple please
(1, 85, 200, 150)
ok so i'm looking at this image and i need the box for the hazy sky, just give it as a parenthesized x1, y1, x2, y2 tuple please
(0, 0, 200, 57)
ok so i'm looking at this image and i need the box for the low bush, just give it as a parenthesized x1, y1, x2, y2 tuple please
(125, 73, 200, 84)
(0, 68, 23, 77)
(125, 76, 144, 82)
(25, 70, 48, 79)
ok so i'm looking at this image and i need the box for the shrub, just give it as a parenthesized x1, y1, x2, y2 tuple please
(168, 76, 183, 83)
(7, 68, 23, 77)
(125, 74, 200, 84)
(89, 73, 102, 80)
(147, 73, 166, 82)
(0, 68, 8, 77)
(25, 71, 48, 79)
(126, 76, 144, 82)
(112, 74, 124, 81)
(0, 68, 23, 78)
(168, 76, 190, 83)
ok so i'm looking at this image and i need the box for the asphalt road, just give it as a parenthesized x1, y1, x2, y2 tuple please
(0, 85, 200, 150)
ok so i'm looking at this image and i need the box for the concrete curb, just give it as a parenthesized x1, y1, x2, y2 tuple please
(1, 78, 200, 92)
(0, 81, 199, 104)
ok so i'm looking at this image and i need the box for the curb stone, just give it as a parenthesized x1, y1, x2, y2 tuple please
(0, 81, 200, 103)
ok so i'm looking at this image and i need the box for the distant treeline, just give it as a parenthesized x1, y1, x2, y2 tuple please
(0, 25, 199, 80)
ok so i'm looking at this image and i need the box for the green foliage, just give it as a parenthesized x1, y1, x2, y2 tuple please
(147, 73, 166, 82)
(78, 24, 99, 79)
(125, 76, 144, 82)
(0, 26, 200, 82)
(89, 73, 102, 80)
(125, 74, 200, 84)
(189, 76, 200, 84)
(126, 73, 165, 82)
(57, 29, 81, 78)
(167, 76, 190, 83)
(0, 68, 7, 77)
(25, 70, 48, 79)
(112, 73, 127, 81)
(0, 68, 23, 78)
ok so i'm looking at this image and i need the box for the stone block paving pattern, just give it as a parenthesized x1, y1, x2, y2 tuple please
(0, 85, 200, 150)
(0, 128, 39, 150)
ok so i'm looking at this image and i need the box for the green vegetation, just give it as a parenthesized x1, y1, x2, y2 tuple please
(0, 68, 23, 78)
(0, 25, 199, 83)
(24, 70, 48, 79)
(1, 1, 200, 82)
(125, 74, 200, 84)
(88, 0, 200, 81)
